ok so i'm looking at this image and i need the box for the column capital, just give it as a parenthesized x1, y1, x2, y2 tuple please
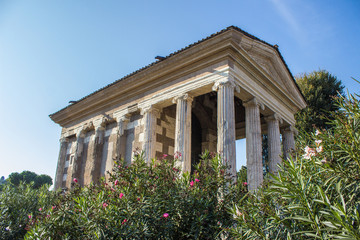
(281, 125, 298, 135)
(265, 113, 283, 124)
(92, 117, 107, 131)
(59, 137, 69, 143)
(75, 128, 86, 138)
(212, 78, 240, 93)
(172, 93, 193, 104)
(140, 105, 160, 117)
(243, 97, 265, 110)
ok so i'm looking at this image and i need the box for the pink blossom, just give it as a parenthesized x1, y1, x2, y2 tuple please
(172, 167, 179, 172)
(73, 178, 78, 183)
(195, 178, 200, 182)
(122, 219, 127, 224)
(38, 208, 42, 211)
(111, 187, 115, 192)
(137, 197, 140, 201)
(162, 213, 169, 218)
(316, 146, 323, 153)
(243, 182, 248, 186)
(46, 215, 50, 218)
(114, 180, 119, 186)
(303, 146, 316, 159)
(190, 181, 194, 187)
(28, 215, 32, 219)
(315, 140, 322, 145)
(119, 193, 124, 199)
(52, 206, 56, 210)
(315, 130, 321, 136)
(102, 202, 108, 208)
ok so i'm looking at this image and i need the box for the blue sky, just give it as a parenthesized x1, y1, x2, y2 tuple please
(0, 0, 359, 182)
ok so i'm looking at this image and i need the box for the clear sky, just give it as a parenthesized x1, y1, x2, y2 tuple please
(0, 0, 359, 182)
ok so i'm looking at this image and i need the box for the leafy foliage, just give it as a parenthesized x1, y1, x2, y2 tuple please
(25, 151, 247, 239)
(0, 183, 56, 240)
(230, 89, 360, 239)
(295, 70, 344, 132)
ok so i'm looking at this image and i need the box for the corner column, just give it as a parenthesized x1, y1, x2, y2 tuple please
(213, 78, 238, 178)
(243, 98, 263, 190)
(265, 114, 282, 174)
(173, 93, 193, 172)
(54, 137, 68, 190)
(70, 129, 85, 184)
(141, 106, 160, 163)
(282, 126, 296, 159)
(89, 120, 105, 183)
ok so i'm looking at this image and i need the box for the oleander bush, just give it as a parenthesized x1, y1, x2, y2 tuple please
(0, 183, 55, 240)
(229, 91, 360, 239)
(25, 152, 247, 239)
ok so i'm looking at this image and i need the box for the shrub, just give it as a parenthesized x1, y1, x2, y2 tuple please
(0, 183, 55, 240)
(229, 90, 360, 239)
(25, 151, 247, 239)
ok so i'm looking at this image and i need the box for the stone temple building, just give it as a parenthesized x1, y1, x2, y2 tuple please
(50, 26, 306, 191)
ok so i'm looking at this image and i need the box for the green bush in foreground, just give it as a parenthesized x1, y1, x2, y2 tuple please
(230, 91, 360, 239)
(25, 152, 246, 239)
(0, 183, 55, 240)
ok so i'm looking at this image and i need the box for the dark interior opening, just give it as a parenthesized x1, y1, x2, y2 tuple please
(191, 113, 202, 173)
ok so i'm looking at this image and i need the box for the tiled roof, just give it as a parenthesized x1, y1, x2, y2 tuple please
(50, 25, 299, 117)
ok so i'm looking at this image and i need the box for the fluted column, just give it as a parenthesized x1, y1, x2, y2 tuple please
(141, 106, 160, 163)
(113, 115, 130, 164)
(265, 114, 282, 174)
(282, 126, 296, 159)
(243, 98, 263, 190)
(70, 129, 85, 184)
(54, 137, 68, 190)
(173, 93, 193, 172)
(89, 120, 105, 183)
(213, 79, 238, 178)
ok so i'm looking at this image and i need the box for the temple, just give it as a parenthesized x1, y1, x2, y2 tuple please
(50, 26, 306, 191)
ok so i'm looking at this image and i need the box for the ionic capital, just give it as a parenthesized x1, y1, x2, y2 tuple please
(265, 113, 283, 124)
(59, 137, 69, 143)
(75, 127, 86, 138)
(281, 125, 298, 135)
(243, 98, 265, 110)
(140, 105, 160, 117)
(212, 77, 240, 93)
(172, 93, 193, 104)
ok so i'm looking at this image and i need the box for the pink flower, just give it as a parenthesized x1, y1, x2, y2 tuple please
(52, 206, 56, 210)
(46, 215, 50, 218)
(303, 146, 316, 159)
(316, 146, 323, 153)
(162, 213, 169, 218)
(137, 197, 141, 201)
(28, 215, 32, 219)
(122, 219, 127, 224)
(172, 167, 179, 172)
(243, 182, 248, 186)
(315, 139, 322, 145)
(119, 193, 124, 199)
(190, 181, 194, 187)
(38, 208, 42, 211)
(195, 178, 200, 182)
(315, 130, 321, 136)
(114, 180, 119, 186)
(111, 187, 115, 192)
(102, 202, 108, 208)
(73, 178, 78, 183)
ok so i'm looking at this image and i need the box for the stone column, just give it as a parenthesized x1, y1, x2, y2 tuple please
(243, 98, 263, 191)
(213, 79, 238, 178)
(173, 93, 193, 172)
(265, 114, 282, 174)
(70, 129, 85, 184)
(141, 106, 160, 163)
(282, 125, 296, 159)
(89, 121, 105, 183)
(113, 115, 130, 163)
(54, 137, 68, 190)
